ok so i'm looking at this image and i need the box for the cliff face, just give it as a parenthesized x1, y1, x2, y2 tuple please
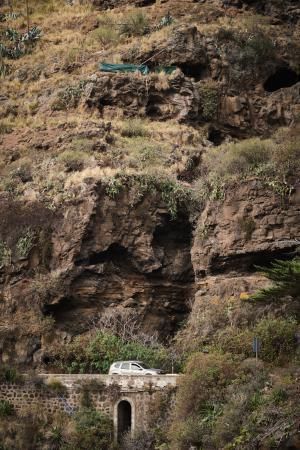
(0, 177, 298, 366)
(0, 0, 299, 368)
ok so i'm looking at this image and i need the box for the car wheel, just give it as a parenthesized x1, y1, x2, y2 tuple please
(145, 372, 152, 376)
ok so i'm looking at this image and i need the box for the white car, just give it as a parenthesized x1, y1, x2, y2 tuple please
(108, 360, 163, 375)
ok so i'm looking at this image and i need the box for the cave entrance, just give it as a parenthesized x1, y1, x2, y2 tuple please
(263, 67, 299, 92)
(179, 63, 205, 81)
(117, 400, 132, 442)
(208, 127, 224, 146)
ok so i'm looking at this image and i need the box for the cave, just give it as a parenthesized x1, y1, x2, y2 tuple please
(75, 243, 129, 267)
(210, 246, 298, 275)
(263, 67, 300, 92)
(208, 127, 224, 146)
(178, 63, 205, 81)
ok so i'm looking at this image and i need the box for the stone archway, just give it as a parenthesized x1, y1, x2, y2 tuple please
(114, 398, 134, 442)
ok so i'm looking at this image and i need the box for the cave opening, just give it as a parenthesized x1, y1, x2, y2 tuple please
(208, 127, 224, 146)
(263, 67, 299, 92)
(179, 63, 205, 81)
(75, 243, 129, 266)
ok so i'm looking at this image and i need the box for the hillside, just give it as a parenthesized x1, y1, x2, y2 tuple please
(0, 0, 299, 449)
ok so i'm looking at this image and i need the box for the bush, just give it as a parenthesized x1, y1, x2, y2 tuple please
(0, 366, 23, 384)
(120, 12, 150, 37)
(91, 27, 120, 47)
(199, 84, 219, 121)
(0, 400, 14, 418)
(16, 229, 35, 258)
(51, 81, 87, 111)
(45, 378, 67, 395)
(193, 132, 299, 200)
(254, 318, 297, 363)
(73, 407, 113, 450)
(169, 353, 237, 449)
(121, 118, 149, 138)
(58, 331, 171, 374)
(58, 150, 88, 172)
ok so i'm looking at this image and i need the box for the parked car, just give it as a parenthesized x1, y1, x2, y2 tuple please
(108, 360, 164, 375)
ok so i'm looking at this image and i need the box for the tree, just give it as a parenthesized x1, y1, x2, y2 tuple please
(251, 257, 300, 301)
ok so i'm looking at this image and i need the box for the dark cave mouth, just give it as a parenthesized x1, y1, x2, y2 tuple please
(178, 63, 206, 81)
(263, 67, 300, 92)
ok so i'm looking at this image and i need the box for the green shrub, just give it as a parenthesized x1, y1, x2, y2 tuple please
(58, 331, 172, 374)
(239, 30, 275, 67)
(213, 327, 254, 359)
(254, 318, 297, 363)
(58, 150, 88, 171)
(199, 84, 219, 121)
(91, 26, 120, 46)
(120, 12, 150, 37)
(51, 81, 87, 111)
(105, 174, 194, 219)
(121, 118, 149, 138)
(0, 241, 11, 267)
(169, 353, 237, 449)
(0, 120, 13, 134)
(0, 400, 14, 418)
(73, 407, 113, 449)
(0, 366, 23, 384)
(193, 133, 299, 200)
(46, 378, 67, 395)
(16, 229, 35, 258)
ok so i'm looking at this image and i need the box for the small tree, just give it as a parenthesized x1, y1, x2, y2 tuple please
(251, 257, 300, 301)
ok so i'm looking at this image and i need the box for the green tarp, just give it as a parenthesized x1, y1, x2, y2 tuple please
(99, 63, 177, 76)
(99, 63, 150, 75)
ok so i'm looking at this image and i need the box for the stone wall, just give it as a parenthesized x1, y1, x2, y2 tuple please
(0, 374, 178, 436)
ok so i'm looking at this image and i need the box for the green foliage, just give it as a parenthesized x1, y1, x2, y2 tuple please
(59, 331, 171, 374)
(51, 81, 87, 111)
(73, 407, 113, 450)
(0, 26, 42, 59)
(255, 318, 297, 363)
(0, 120, 13, 134)
(16, 228, 35, 258)
(217, 26, 275, 82)
(199, 84, 219, 121)
(91, 26, 121, 47)
(105, 176, 124, 198)
(0, 241, 11, 267)
(169, 352, 237, 449)
(120, 12, 150, 37)
(213, 317, 297, 364)
(58, 150, 88, 172)
(194, 131, 299, 201)
(105, 174, 193, 219)
(0, 366, 23, 384)
(251, 258, 300, 302)
(46, 378, 67, 395)
(121, 118, 149, 138)
(0, 400, 14, 418)
(238, 30, 275, 67)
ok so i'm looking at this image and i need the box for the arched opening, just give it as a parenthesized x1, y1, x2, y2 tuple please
(117, 400, 132, 441)
(263, 67, 299, 92)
